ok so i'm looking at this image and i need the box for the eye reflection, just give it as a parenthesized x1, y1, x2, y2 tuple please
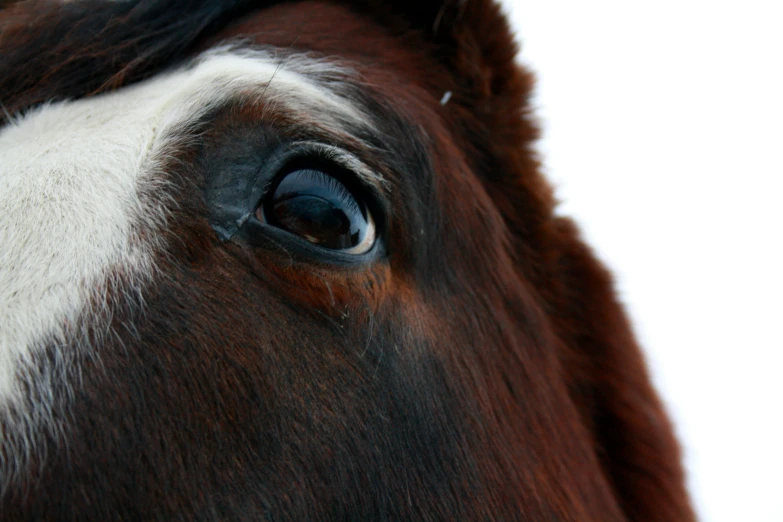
(258, 169, 376, 254)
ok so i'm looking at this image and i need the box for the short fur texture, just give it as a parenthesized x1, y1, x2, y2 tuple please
(0, 1, 695, 520)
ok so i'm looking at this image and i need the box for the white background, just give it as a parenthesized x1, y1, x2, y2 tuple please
(499, 1, 783, 521)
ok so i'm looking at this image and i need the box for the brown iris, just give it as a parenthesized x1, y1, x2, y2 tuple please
(257, 169, 375, 254)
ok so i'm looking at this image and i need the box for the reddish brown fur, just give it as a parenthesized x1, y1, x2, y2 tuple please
(0, 1, 695, 520)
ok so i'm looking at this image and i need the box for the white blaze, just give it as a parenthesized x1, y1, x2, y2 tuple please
(0, 48, 367, 420)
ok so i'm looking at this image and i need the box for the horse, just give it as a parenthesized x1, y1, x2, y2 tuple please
(0, 0, 695, 519)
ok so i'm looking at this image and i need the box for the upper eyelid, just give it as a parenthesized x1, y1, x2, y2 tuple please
(285, 141, 388, 191)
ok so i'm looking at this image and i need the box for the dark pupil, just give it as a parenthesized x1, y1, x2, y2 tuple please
(261, 169, 368, 250)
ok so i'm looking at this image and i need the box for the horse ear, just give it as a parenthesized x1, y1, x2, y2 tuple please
(348, 1, 535, 171)
(427, 0, 528, 108)
(388, 0, 526, 98)
(405, 0, 537, 162)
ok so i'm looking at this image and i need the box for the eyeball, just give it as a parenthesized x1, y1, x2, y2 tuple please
(258, 169, 376, 254)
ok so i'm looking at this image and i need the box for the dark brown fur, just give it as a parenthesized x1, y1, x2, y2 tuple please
(0, 1, 695, 520)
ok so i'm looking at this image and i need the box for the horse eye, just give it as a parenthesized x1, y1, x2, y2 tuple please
(257, 169, 376, 254)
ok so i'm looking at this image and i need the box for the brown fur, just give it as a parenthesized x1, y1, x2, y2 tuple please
(0, 1, 695, 520)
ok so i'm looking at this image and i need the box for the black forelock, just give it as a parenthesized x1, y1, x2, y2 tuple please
(0, 0, 260, 121)
(0, 0, 464, 124)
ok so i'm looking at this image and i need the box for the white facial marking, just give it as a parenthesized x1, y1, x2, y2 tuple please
(0, 48, 370, 482)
